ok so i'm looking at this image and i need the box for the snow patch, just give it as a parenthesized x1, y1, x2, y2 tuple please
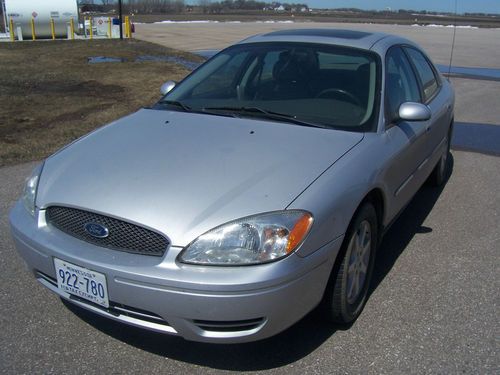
(411, 23, 478, 29)
(154, 20, 219, 24)
(255, 20, 295, 23)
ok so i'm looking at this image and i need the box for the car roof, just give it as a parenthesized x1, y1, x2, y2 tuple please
(237, 28, 411, 51)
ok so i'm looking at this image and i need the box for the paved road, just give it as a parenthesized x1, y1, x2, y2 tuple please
(1, 22, 499, 374)
(134, 21, 500, 68)
(1, 150, 498, 374)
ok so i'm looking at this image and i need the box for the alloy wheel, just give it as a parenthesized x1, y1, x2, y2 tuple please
(346, 220, 371, 304)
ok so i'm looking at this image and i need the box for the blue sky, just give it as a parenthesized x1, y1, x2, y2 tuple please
(185, 0, 500, 14)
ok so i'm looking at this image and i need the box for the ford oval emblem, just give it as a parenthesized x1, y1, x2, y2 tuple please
(84, 223, 109, 238)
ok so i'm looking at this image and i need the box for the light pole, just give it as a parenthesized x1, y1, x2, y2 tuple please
(1, 0, 8, 36)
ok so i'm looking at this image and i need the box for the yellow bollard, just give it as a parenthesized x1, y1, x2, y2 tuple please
(9, 17, 15, 41)
(50, 18, 56, 40)
(125, 16, 130, 38)
(70, 18, 75, 40)
(108, 17, 112, 38)
(31, 17, 36, 40)
(89, 17, 93, 39)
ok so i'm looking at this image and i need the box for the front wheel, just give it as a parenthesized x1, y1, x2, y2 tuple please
(323, 202, 378, 324)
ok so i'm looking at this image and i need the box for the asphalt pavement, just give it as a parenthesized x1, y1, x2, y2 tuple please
(134, 22, 500, 68)
(1, 149, 498, 374)
(1, 22, 499, 374)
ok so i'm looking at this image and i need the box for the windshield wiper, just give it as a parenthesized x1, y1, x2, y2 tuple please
(158, 100, 192, 112)
(156, 100, 238, 119)
(202, 106, 328, 129)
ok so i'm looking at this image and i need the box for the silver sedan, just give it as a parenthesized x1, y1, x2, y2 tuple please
(9, 29, 454, 343)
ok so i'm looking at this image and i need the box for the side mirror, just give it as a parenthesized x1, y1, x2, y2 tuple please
(160, 80, 176, 95)
(398, 102, 432, 122)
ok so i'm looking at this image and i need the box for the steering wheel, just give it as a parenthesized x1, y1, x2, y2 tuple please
(316, 88, 362, 107)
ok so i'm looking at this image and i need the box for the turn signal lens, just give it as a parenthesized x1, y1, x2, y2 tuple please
(22, 162, 44, 217)
(286, 213, 313, 253)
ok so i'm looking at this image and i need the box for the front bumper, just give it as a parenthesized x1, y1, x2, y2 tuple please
(9, 201, 342, 343)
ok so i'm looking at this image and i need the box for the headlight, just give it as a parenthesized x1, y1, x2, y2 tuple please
(22, 163, 44, 216)
(179, 210, 313, 266)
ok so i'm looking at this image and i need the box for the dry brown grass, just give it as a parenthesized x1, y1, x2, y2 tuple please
(0, 39, 202, 166)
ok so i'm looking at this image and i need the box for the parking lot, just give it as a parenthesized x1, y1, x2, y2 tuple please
(134, 21, 500, 68)
(1, 22, 499, 374)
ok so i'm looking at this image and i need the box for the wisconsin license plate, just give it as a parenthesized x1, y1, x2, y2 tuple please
(54, 258, 109, 308)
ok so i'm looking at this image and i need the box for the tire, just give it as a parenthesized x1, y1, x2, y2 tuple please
(323, 202, 378, 324)
(430, 124, 453, 186)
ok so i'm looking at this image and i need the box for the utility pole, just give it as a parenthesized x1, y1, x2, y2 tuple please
(118, 0, 123, 40)
(1, 0, 8, 36)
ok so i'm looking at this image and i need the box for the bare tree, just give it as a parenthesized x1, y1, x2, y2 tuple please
(199, 0, 211, 14)
(124, 0, 185, 14)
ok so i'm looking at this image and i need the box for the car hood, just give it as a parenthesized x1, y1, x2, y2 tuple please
(37, 109, 363, 246)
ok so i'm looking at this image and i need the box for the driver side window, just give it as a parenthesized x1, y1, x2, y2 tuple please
(385, 47, 421, 122)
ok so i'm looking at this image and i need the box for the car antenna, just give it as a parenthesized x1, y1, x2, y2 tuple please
(448, 0, 458, 78)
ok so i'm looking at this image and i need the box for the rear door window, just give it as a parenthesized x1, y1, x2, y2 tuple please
(404, 47, 439, 102)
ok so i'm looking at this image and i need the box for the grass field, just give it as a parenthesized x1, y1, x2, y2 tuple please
(0, 39, 203, 167)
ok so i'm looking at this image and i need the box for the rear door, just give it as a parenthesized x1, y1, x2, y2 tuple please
(403, 47, 451, 160)
(383, 46, 429, 214)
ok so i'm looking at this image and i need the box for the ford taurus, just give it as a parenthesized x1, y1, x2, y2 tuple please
(9, 29, 454, 343)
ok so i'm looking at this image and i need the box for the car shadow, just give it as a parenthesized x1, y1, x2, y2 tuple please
(369, 153, 454, 297)
(63, 299, 345, 370)
(63, 155, 454, 371)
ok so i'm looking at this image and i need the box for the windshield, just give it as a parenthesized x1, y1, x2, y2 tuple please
(160, 42, 380, 130)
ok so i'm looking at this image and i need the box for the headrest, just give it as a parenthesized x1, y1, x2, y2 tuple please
(273, 49, 319, 83)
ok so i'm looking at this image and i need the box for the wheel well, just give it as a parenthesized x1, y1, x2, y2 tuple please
(319, 188, 386, 315)
(362, 189, 385, 237)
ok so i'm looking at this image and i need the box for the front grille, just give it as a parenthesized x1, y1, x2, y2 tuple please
(46, 206, 168, 256)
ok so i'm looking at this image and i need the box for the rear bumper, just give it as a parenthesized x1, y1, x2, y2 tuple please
(9, 201, 342, 343)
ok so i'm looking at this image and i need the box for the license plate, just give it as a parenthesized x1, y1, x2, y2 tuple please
(54, 258, 109, 308)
